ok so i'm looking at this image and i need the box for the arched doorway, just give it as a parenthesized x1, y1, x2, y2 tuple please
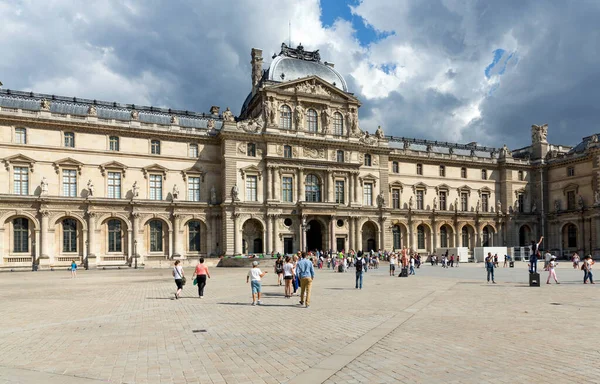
(306, 219, 323, 251)
(461, 224, 475, 250)
(439, 224, 454, 248)
(482, 225, 494, 247)
(519, 225, 531, 246)
(562, 223, 578, 252)
(362, 221, 378, 251)
(242, 219, 264, 255)
(416, 224, 431, 252)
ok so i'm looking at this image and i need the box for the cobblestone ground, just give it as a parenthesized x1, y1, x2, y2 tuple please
(0, 262, 598, 384)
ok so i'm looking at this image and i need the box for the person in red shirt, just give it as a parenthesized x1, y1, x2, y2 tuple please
(192, 257, 211, 298)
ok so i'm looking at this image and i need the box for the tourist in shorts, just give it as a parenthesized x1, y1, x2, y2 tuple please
(70, 260, 77, 278)
(192, 257, 211, 298)
(247, 261, 267, 305)
(173, 260, 185, 299)
(283, 256, 295, 298)
(275, 255, 284, 286)
(389, 254, 397, 276)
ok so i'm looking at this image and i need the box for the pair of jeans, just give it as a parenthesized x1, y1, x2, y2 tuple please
(409, 266, 415, 275)
(585, 270, 594, 283)
(487, 267, 495, 282)
(355, 272, 363, 289)
(300, 277, 313, 306)
(530, 256, 538, 273)
(197, 274, 207, 296)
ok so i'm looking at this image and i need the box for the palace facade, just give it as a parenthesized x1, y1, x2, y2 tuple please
(1, 43, 599, 270)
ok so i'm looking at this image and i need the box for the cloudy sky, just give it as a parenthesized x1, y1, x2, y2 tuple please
(1, 0, 599, 148)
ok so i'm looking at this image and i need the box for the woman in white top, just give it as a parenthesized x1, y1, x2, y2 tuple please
(173, 260, 185, 299)
(546, 256, 560, 284)
(283, 256, 295, 298)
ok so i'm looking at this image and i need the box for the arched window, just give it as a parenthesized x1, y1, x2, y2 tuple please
(482, 226, 490, 247)
(567, 224, 577, 248)
(417, 225, 425, 249)
(306, 109, 318, 132)
(107, 220, 122, 253)
(364, 154, 372, 166)
(305, 174, 321, 202)
(13, 218, 29, 253)
(188, 221, 201, 252)
(440, 226, 448, 248)
(462, 227, 469, 248)
(149, 220, 163, 252)
(333, 112, 343, 135)
(392, 225, 401, 250)
(279, 105, 292, 129)
(62, 219, 77, 253)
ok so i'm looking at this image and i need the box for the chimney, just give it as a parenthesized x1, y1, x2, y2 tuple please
(251, 48, 264, 88)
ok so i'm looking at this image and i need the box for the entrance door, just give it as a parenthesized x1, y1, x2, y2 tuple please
(367, 239, 376, 252)
(336, 238, 345, 252)
(284, 237, 293, 255)
(253, 238, 263, 254)
(306, 220, 323, 251)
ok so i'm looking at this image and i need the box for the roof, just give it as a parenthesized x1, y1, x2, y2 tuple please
(387, 136, 500, 158)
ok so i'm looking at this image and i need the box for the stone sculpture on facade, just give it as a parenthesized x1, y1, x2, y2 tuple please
(132, 181, 139, 199)
(172, 184, 179, 200)
(237, 116, 264, 133)
(433, 197, 437, 210)
(454, 198, 459, 211)
(231, 184, 240, 202)
(321, 107, 330, 134)
(531, 124, 548, 143)
(497, 200, 502, 214)
(294, 105, 304, 130)
(222, 107, 234, 122)
(531, 202, 537, 213)
(207, 119, 215, 130)
(40, 99, 51, 111)
(88, 105, 97, 116)
(40, 177, 49, 196)
(375, 125, 384, 139)
(170, 115, 179, 125)
(347, 108, 359, 136)
(476, 199, 480, 213)
(578, 195, 584, 210)
(376, 191, 385, 208)
(87, 180, 94, 197)
(514, 199, 519, 213)
(554, 199, 560, 212)
(131, 109, 139, 120)
(409, 196, 414, 210)
(594, 189, 600, 206)
(500, 144, 512, 158)
(210, 186, 217, 204)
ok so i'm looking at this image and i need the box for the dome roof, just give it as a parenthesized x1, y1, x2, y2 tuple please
(266, 43, 348, 92)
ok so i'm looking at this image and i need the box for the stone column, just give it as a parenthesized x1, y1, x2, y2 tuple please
(330, 215, 336, 251)
(348, 175, 354, 205)
(272, 215, 279, 253)
(297, 168, 304, 203)
(354, 174, 359, 204)
(380, 217, 387, 251)
(172, 214, 182, 257)
(132, 213, 142, 264)
(127, 229, 133, 261)
(169, 229, 174, 259)
(431, 220, 437, 252)
(212, 214, 219, 255)
(265, 215, 271, 254)
(34, 229, 40, 262)
(274, 168, 280, 201)
(348, 217, 354, 251)
(266, 167, 272, 201)
(87, 212, 97, 257)
(409, 224, 415, 252)
(233, 214, 242, 255)
(40, 210, 50, 260)
(355, 217, 361, 251)
(328, 173, 334, 203)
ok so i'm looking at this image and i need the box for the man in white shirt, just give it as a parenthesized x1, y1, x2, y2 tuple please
(544, 251, 552, 271)
(246, 261, 267, 305)
(389, 254, 397, 276)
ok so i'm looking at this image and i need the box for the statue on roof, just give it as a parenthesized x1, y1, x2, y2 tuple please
(40, 99, 51, 111)
(88, 105, 97, 116)
(207, 119, 215, 130)
(375, 125, 384, 139)
(531, 124, 548, 144)
(170, 115, 179, 125)
(500, 144, 512, 158)
(131, 109, 139, 120)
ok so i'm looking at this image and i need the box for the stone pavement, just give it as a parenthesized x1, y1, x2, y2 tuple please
(0, 261, 598, 384)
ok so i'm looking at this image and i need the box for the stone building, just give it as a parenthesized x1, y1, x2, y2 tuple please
(1, 43, 598, 270)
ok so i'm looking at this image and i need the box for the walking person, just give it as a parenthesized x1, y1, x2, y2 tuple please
(503, 255, 508, 268)
(572, 252, 580, 269)
(247, 261, 267, 305)
(544, 250, 552, 271)
(70, 260, 77, 278)
(529, 236, 544, 274)
(546, 256, 560, 284)
(449, 254, 454, 268)
(409, 256, 416, 275)
(485, 253, 496, 284)
(355, 254, 365, 289)
(192, 257, 211, 298)
(292, 255, 300, 293)
(456, 254, 460, 267)
(283, 256, 294, 298)
(389, 253, 397, 276)
(296, 252, 315, 308)
(173, 260, 185, 299)
(275, 255, 284, 286)
(583, 255, 595, 284)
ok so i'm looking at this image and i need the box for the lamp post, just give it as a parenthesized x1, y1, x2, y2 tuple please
(31, 239, 36, 272)
(134, 239, 138, 269)
(301, 217, 310, 253)
(85, 240, 89, 270)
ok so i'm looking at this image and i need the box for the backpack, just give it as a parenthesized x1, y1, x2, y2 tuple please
(355, 258, 363, 270)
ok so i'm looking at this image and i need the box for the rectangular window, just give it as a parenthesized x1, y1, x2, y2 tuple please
(416, 190, 424, 210)
(481, 169, 487, 180)
(567, 191, 575, 210)
(482, 194, 489, 212)
(416, 164, 423, 175)
(518, 170, 524, 181)
(461, 167, 467, 178)
(392, 161, 399, 173)
(336, 150, 344, 163)
(518, 193, 525, 213)
(108, 220, 122, 253)
(64, 132, 75, 148)
(15, 128, 26, 144)
(284, 146, 292, 158)
(62, 169, 77, 197)
(461, 193, 468, 211)
(439, 165, 446, 177)
(13, 167, 29, 195)
(247, 143, 256, 157)
(149, 175, 162, 200)
(109, 136, 120, 151)
(392, 188, 400, 209)
(13, 218, 29, 253)
(282, 177, 293, 202)
(189, 144, 198, 157)
(151, 140, 160, 155)
(567, 167, 575, 177)
(335, 180, 345, 204)
(246, 176, 257, 201)
(363, 183, 373, 206)
(188, 177, 201, 201)
(439, 191, 447, 211)
(107, 172, 122, 199)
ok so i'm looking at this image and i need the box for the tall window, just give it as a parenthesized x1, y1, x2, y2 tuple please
(439, 191, 447, 211)
(188, 177, 200, 201)
(15, 128, 26, 144)
(189, 144, 198, 157)
(149, 220, 163, 252)
(461, 167, 467, 178)
(392, 225, 401, 249)
(247, 143, 256, 157)
(440, 226, 448, 248)
(482, 194, 489, 212)
(107, 219, 122, 253)
(461, 193, 468, 211)
(392, 189, 400, 209)
(518, 170, 524, 181)
(481, 169, 487, 180)
(282, 177, 293, 202)
(13, 218, 28, 253)
(439, 165, 446, 177)
(188, 221, 201, 252)
(64, 132, 75, 148)
(462, 227, 469, 248)
(567, 166, 575, 177)
(149, 175, 162, 200)
(392, 161, 399, 173)
(107, 172, 121, 199)
(567, 224, 577, 247)
(336, 150, 344, 163)
(13, 167, 29, 195)
(62, 169, 77, 197)
(280, 105, 292, 129)
(333, 112, 343, 135)
(283, 145, 292, 158)
(364, 154, 372, 166)
(246, 176, 257, 201)
(517, 194, 525, 212)
(363, 183, 373, 206)
(62, 219, 77, 253)
(416, 164, 423, 175)
(306, 109, 318, 132)
(482, 226, 490, 247)
(109, 136, 120, 151)
(417, 225, 425, 249)
(151, 140, 160, 155)
(567, 191, 576, 210)
(335, 180, 345, 204)
(305, 174, 321, 202)
(416, 190, 424, 210)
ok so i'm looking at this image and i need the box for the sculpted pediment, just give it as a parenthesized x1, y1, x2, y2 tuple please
(3, 154, 36, 171)
(99, 161, 128, 177)
(270, 76, 358, 102)
(240, 165, 262, 180)
(142, 163, 168, 179)
(53, 157, 84, 174)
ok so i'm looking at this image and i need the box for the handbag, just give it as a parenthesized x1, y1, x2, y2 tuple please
(181, 276, 187, 286)
(193, 277, 198, 286)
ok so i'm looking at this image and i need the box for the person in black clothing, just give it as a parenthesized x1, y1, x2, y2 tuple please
(529, 236, 544, 274)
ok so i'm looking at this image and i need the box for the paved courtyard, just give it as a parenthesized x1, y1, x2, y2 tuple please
(0, 261, 598, 384)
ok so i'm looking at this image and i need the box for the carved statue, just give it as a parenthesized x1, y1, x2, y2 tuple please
(554, 199, 560, 212)
(40, 99, 51, 111)
(210, 186, 217, 204)
(426, 144, 433, 153)
(376, 191, 385, 208)
(172, 184, 179, 200)
(88, 105, 97, 116)
(375, 125, 384, 139)
(470, 148, 476, 157)
(403, 140, 410, 150)
(433, 197, 438, 210)
(578, 195, 584, 210)
(531, 202, 537, 213)
(476, 199, 480, 213)
(131, 110, 139, 120)
(231, 184, 239, 202)
(170, 115, 179, 125)
(207, 119, 215, 130)
(268, 99, 277, 124)
(40, 177, 49, 196)
(132, 181, 139, 199)
(294, 105, 304, 130)
(454, 198, 459, 211)
(347, 108, 359, 136)
(222, 107, 234, 122)
(448, 147, 454, 155)
(514, 199, 519, 212)
(321, 107, 330, 134)
(409, 196, 414, 209)
(595, 189, 600, 206)
(87, 180, 94, 197)
(531, 124, 548, 144)
(497, 200, 502, 214)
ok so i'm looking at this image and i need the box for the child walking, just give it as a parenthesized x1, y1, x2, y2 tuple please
(247, 261, 267, 305)
(546, 256, 560, 284)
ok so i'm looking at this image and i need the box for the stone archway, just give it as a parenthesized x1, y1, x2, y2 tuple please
(306, 219, 323, 252)
(519, 225, 532, 246)
(242, 219, 264, 255)
(362, 221, 378, 252)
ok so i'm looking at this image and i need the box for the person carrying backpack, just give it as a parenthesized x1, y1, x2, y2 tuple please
(355, 255, 365, 289)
